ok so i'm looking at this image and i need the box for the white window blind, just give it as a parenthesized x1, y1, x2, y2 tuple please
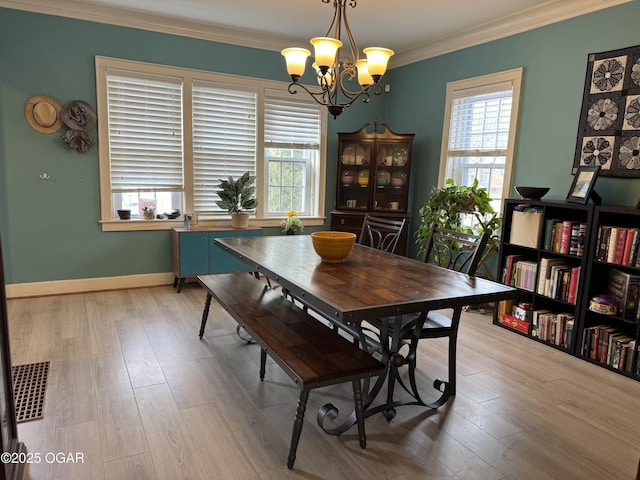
(448, 88, 513, 157)
(192, 81, 257, 213)
(264, 90, 321, 149)
(106, 72, 184, 192)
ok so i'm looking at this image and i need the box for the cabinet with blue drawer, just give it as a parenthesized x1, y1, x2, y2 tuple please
(171, 227, 262, 292)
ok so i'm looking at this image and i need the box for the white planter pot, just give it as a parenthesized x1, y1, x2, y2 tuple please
(231, 212, 250, 229)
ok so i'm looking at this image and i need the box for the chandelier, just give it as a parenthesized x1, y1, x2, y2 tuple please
(281, 0, 394, 118)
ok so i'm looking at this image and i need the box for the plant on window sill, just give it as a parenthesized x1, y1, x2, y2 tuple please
(215, 172, 258, 228)
(281, 210, 304, 234)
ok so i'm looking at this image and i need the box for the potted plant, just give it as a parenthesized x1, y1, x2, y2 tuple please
(281, 210, 304, 234)
(215, 172, 258, 228)
(415, 178, 501, 269)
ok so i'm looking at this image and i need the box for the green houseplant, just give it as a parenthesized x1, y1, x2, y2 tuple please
(415, 178, 501, 274)
(215, 172, 258, 228)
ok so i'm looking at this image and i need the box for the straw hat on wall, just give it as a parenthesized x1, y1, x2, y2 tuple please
(24, 94, 64, 134)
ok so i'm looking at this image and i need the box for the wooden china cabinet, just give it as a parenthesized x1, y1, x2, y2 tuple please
(331, 123, 414, 255)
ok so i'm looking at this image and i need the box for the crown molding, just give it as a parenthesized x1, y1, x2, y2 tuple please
(392, 0, 632, 67)
(0, 0, 300, 52)
(0, 0, 633, 69)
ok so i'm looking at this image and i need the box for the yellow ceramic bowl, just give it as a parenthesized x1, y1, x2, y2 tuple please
(311, 231, 357, 263)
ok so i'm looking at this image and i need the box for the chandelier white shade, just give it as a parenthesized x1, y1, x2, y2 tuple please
(281, 0, 394, 118)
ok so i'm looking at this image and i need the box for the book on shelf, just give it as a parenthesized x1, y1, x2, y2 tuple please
(607, 268, 640, 320)
(607, 332, 628, 365)
(611, 335, 634, 370)
(566, 266, 581, 304)
(597, 325, 620, 363)
(569, 222, 580, 256)
(543, 219, 559, 251)
(630, 228, 640, 267)
(620, 339, 636, 373)
(531, 309, 551, 338)
(621, 228, 638, 266)
(596, 226, 612, 262)
(566, 319, 575, 348)
(577, 223, 587, 257)
(606, 227, 620, 263)
(552, 222, 564, 253)
(612, 227, 628, 264)
(502, 254, 526, 286)
(559, 220, 572, 254)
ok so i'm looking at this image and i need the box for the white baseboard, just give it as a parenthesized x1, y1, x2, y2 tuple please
(6, 272, 176, 299)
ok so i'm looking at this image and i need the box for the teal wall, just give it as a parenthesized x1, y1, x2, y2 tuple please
(1, 3, 639, 285)
(387, 1, 640, 257)
(0, 8, 382, 284)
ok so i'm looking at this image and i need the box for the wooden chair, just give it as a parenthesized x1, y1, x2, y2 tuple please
(358, 214, 407, 254)
(367, 224, 489, 413)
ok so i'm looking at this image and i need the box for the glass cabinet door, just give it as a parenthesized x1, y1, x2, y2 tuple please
(373, 142, 410, 212)
(338, 141, 372, 210)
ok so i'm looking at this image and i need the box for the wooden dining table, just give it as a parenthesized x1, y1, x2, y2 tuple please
(214, 235, 519, 433)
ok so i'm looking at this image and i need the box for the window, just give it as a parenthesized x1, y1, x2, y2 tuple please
(95, 56, 327, 230)
(439, 68, 523, 213)
(264, 90, 322, 216)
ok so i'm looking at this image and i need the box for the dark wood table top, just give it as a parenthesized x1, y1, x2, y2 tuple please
(216, 235, 518, 323)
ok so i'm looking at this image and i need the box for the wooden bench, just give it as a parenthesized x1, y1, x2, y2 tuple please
(197, 272, 384, 469)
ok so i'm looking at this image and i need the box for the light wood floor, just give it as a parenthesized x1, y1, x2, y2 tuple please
(7, 283, 640, 480)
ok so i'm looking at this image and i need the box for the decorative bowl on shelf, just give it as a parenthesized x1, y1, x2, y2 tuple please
(117, 209, 131, 220)
(311, 231, 357, 263)
(341, 170, 355, 185)
(376, 170, 391, 186)
(391, 171, 406, 187)
(514, 186, 550, 200)
(357, 169, 369, 186)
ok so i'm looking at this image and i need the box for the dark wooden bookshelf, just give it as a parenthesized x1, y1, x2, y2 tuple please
(494, 199, 640, 381)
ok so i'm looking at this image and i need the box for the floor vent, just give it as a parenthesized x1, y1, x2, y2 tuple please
(11, 361, 50, 423)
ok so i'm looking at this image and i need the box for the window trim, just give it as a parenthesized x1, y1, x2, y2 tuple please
(95, 56, 327, 231)
(438, 68, 523, 209)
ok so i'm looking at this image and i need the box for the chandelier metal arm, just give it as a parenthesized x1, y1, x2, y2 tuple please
(287, 82, 383, 111)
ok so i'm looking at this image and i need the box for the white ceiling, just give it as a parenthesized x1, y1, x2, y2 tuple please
(0, 0, 630, 66)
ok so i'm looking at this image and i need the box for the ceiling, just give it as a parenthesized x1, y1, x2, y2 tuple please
(0, 0, 630, 67)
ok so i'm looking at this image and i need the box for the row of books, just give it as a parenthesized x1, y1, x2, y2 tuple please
(543, 219, 587, 257)
(595, 225, 640, 267)
(502, 255, 580, 304)
(537, 258, 580, 304)
(508, 258, 537, 292)
(531, 310, 574, 348)
(496, 301, 575, 349)
(580, 324, 638, 374)
(607, 268, 640, 321)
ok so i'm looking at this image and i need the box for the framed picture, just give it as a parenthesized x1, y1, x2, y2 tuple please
(567, 165, 602, 204)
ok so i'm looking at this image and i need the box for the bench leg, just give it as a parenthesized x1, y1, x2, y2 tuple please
(260, 348, 267, 381)
(352, 379, 367, 449)
(198, 293, 213, 339)
(288, 388, 310, 469)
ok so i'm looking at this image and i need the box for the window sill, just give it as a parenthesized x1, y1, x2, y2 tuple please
(100, 216, 326, 232)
